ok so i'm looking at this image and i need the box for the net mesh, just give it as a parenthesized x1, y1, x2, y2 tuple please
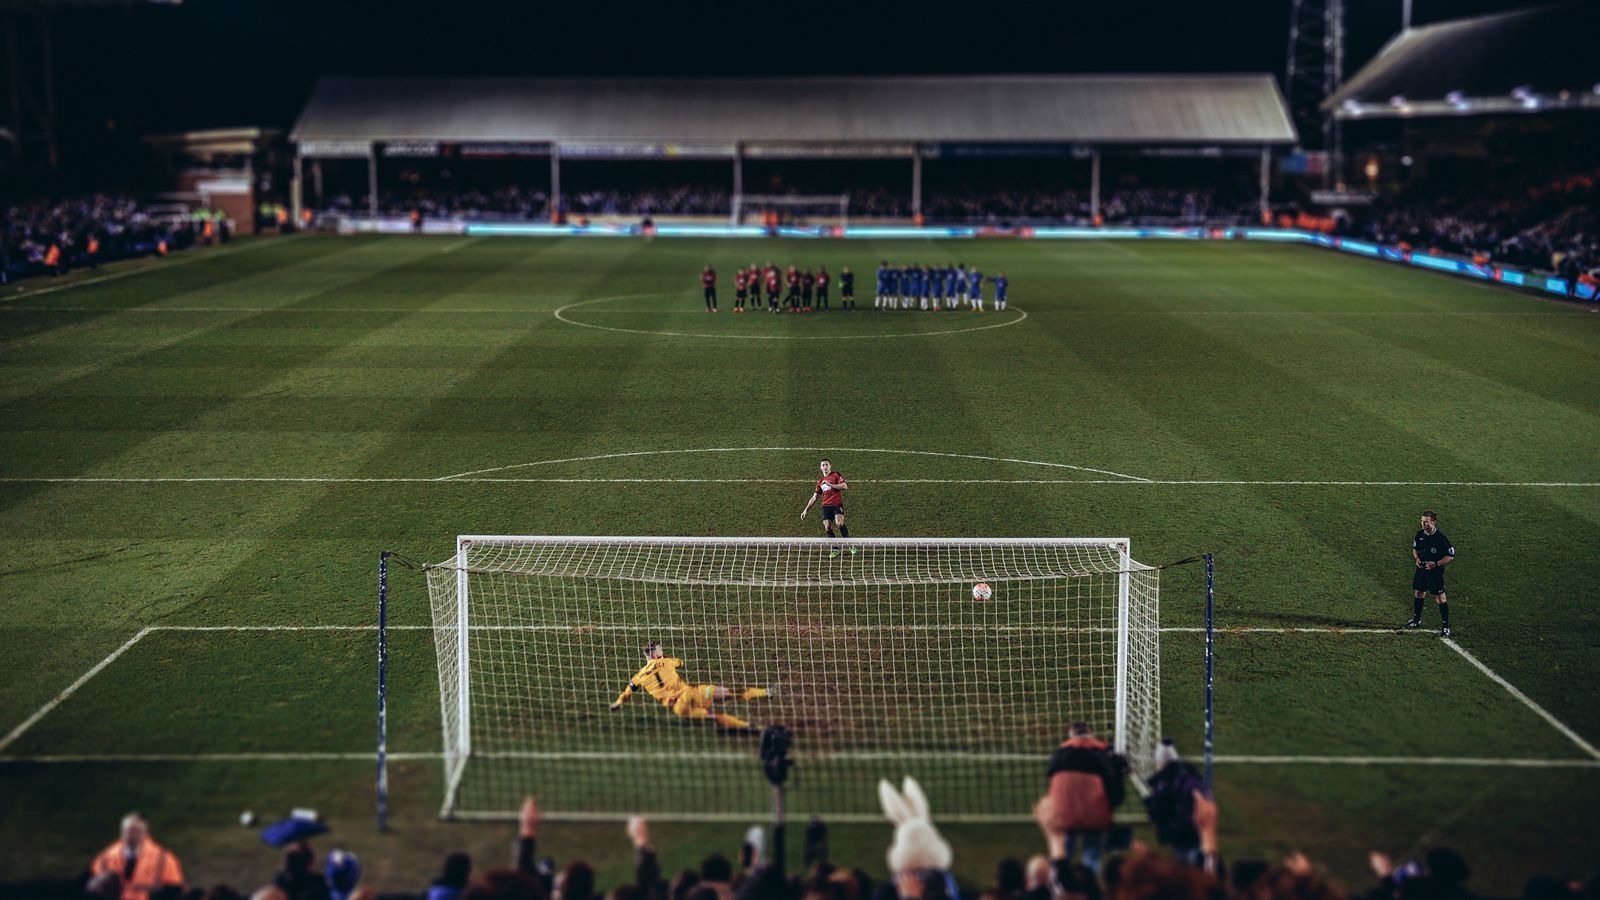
(734, 194, 850, 227)
(425, 537, 1160, 822)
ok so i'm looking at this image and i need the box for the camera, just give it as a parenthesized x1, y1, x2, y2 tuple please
(760, 724, 793, 787)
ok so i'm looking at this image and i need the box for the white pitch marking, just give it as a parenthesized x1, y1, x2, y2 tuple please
(0, 306, 576, 315)
(437, 446, 1150, 483)
(4, 476, 1595, 487)
(141, 625, 1431, 635)
(0, 751, 444, 763)
(1211, 755, 1600, 768)
(1442, 638, 1600, 760)
(553, 294, 1030, 341)
(4, 751, 1594, 768)
(0, 627, 153, 753)
(0, 307, 1581, 318)
(435, 237, 483, 254)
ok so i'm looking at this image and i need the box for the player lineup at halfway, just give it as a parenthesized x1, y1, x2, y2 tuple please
(701, 262, 1012, 312)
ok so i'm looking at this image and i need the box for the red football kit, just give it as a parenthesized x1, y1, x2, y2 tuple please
(815, 472, 845, 508)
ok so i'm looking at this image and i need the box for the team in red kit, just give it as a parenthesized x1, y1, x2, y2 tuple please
(706, 263, 859, 313)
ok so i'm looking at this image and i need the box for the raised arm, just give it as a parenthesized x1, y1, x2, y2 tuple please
(611, 682, 635, 709)
(800, 486, 820, 519)
(612, 665, 644, 709)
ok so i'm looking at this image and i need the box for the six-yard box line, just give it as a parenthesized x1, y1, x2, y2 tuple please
(2, 623, 1594, 773)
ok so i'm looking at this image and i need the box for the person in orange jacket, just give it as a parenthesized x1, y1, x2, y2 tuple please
(1037, 721, 1127, 875)
(89, 813, 185, 900)
(44, 242, 63, 276)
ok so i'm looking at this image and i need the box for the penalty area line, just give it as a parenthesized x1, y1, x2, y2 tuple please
(1442, 638, 1600, 760)
(1212, 755, 1600, 769)
(4, 477, 1596, 488)
(0, 627, 152, 754)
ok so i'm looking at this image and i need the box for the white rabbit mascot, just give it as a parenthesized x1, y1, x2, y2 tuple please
(878, 776, 953, 874)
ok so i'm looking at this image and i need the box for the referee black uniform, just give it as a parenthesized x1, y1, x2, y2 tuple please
(1407, 514, 1456, 636)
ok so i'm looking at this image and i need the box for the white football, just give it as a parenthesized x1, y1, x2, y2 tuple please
(972, 582, 993, 601)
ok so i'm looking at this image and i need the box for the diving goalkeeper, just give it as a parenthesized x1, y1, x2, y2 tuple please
(609, 641, 769, 730)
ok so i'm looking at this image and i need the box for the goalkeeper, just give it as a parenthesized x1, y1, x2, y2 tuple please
(609, 641, 769, 730)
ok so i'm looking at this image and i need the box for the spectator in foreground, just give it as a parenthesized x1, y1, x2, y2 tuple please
(1116, 852, 1225, 900)
(89, 813, 185, 900)
(699, 855, 734, 900)
(1144, 739, 1208, 865)
(878, 777, 954, 900)
(273, 841, 329, 900)
(430, 853, 473, 900)
(557, 862, 596, 900)
(324, 850, 361, 900)
(1021, 856, 1051, 900)
(1040, 722, 1127, 875)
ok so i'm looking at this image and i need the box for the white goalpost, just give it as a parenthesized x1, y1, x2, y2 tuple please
(733, 193, 851, 229)
(423, 536, 1161, 822)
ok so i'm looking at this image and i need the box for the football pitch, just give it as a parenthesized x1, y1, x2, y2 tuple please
(1, 234, 1597, 894)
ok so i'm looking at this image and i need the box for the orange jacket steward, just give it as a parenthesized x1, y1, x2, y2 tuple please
(91, 835, 184, 900)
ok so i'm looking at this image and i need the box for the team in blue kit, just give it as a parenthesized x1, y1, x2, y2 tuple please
(872, 261, 1012, 311)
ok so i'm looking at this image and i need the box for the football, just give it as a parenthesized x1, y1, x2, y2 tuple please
(972, 582, 993, 601)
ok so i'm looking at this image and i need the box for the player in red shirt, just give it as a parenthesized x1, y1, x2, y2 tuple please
(733, 268, 748, 312)
(745, 262, 760, 313)
(764, 263, 781, 313)
(701, 265, 718, 312)
(800, 458, 854, 555)
(816, 265, 831, 311)
(786, 265, 802, 312)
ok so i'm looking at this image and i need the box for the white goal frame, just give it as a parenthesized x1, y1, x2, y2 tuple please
(431, 534, 1158, 822)
(732, 193, 850, 228)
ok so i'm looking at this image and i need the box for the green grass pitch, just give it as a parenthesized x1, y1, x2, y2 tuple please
(1, 234, 1597, 894)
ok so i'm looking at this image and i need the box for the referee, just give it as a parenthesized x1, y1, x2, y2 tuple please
(1405, 509, 1456, 637)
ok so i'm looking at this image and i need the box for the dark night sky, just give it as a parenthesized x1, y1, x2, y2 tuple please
(46, 0, 1552, 142)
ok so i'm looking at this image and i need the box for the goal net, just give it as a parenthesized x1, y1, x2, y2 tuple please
(424, 536, 1160, 822)
(733, 194, 850, 229)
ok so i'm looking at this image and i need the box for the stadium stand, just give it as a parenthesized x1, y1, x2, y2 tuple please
(1, 194, 227, 284)
(288, 75, 1296, 226)
(1323, 3, 1600, 119)
(1312, 1, 1600, 284)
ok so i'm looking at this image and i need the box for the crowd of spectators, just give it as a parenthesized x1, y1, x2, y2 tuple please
(7, 730, 1595, 900)
(2, 194, 225, 284)
(11, 165, 1600, 287)
(341, 182, 1259, 226)
(1345, 167, 1600, 280)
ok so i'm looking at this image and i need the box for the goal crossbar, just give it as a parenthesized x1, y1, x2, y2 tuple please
(456, 535, 1134, 548)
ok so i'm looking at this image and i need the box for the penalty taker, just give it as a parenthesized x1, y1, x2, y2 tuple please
(610, 640, 770, 730)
